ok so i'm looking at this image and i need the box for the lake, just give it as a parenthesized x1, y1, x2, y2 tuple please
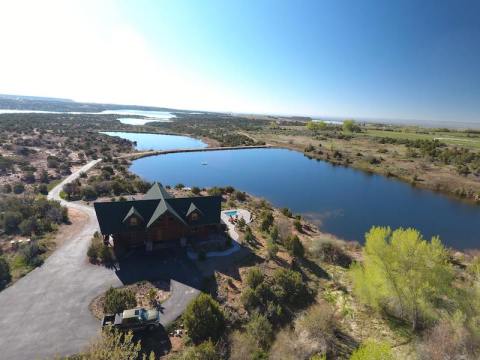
(129, 148, 480, 249)
(100, 132, 207, 151)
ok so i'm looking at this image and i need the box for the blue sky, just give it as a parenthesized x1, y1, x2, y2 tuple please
(0, 0, 479, 123)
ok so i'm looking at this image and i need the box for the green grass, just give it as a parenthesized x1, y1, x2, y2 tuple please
(47, 179, 62, 191)
(363, 129, 480, 149)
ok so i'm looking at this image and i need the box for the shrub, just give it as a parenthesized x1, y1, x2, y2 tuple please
(349, 339, 394, 360)
(13, 182, 25, 194)
(84, 328, 141, 359)
(88, 233, 114, 265)
(293, 218, 302, 232)
(191, 186, 201, 195)
(280, 207, 292, 217)
(245, 313, 274, 350)
(309, 239, 352, 267)
(173, 340, 220, 360)
(19, 243, 43, 267)
(285, 235, 304, 258)
(295, 301, 335, 356)
(245, 267, 264, 289)
(207, 187, 222, 196)
(234, 191, 246, 201)
(271, 268, 309, 307)
(0, 257, 11, 289)
(103, 287, 137, 314)
(183, 293, 225, 344)
(38, 184, 48, 195)
(266, 240, 279, 260)
(175, 183, 185, 190)
(236, 217, 246, 231)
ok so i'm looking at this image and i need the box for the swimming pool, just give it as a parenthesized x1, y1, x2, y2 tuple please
(224, 210, 238, 217)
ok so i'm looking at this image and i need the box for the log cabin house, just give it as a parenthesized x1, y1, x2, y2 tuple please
(94, 183, 223, 254)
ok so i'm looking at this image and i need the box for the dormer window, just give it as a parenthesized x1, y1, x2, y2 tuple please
(190, 212, 199, 221)
(129, 217, 139, 226)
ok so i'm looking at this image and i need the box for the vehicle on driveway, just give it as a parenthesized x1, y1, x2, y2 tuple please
(102, 307, 160, 331)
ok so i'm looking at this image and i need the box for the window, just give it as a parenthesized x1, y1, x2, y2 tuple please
(129, 217, 138, 226)
(190, 212, 199, 221)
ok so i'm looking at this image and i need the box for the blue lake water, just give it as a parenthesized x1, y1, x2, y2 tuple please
(129, 148, 480, 249)
(100, 132, 207, 151)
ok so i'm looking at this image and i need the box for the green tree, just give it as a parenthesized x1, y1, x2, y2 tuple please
(350, 226, 454, 330)
(349, 339, 394, 360)
(0, 257, 11, 289)
(343, 119, 360, 132)
(183, 293, 225, 344)
(103, 287, 137, 315)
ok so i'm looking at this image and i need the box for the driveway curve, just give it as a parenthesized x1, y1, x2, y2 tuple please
(0, 160, 199, 359)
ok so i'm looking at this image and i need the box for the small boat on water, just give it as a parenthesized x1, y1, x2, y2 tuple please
(201, 162, 208, 165)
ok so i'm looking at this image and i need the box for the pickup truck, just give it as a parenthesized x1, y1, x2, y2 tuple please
(102, 307, 160, 331)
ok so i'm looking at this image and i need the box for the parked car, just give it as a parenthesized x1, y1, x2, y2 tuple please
(102, 307, 160, 331)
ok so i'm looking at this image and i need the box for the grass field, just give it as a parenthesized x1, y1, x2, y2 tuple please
(363, 128, 480, 149)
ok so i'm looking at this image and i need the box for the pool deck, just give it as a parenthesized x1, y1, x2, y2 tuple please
(186, 209, 252, 260)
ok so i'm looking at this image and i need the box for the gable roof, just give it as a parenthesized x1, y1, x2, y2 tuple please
(94, 183, 221, 235)
(143, 182, 172, 200)
(186, 202, 203, 217)
(146, 199, 187, 227)
(123, 206, 144, 223)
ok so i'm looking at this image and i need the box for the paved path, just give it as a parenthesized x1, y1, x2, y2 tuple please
(0, 160, 199, 359)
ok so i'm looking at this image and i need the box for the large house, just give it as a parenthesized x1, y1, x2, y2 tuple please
(94, 183, 223, 254)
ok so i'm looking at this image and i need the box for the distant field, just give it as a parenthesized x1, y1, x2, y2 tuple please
(363, 129, 480, 149)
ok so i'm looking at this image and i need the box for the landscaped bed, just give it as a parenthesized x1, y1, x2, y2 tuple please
(89, 280, 170, 319)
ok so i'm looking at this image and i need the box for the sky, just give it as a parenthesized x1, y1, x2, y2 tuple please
(0, 0, 479, 123)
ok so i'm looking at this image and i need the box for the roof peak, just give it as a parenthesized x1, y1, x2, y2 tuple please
(143, 182, 172, 200)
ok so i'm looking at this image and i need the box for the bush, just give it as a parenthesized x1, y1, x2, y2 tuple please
(295, 301, 335, 355)
(266, 240, 279, 260)
(285, 235, 304, 258)
(191, 186, 201, 195)
(13, 182, 25, 194)
(173, 340, 220, 360)
(271, 268, 309, 307)
(103, 287, 137, 314)
(349, 339, 394, 360)
(309, 239, 352, 267)
(183, 293, 225, 344)
(234, 191, 246, 201)
(293, 218, 302, 232)
(0, 257, 11, 289)
(280, 207, 292, 217)
(18, 243, 44, 267)
(245, 313, 274, 350)
(88, 232, 114, 265)
(245, 267, 264, 289)
(84, 327, 141, 359)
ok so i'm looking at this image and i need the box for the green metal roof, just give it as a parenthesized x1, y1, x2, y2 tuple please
(122, 206, 144, 223)
(143, 182, 172, 200)
(186, 202, 203, 217)
(94, 183, 221, 235)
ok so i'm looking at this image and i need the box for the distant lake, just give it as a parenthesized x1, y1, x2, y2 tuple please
(129, 147, 480, 250)
(100, 131, 207, 151)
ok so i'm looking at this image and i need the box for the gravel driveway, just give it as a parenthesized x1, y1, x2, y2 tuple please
(0, 160, 199, 359)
